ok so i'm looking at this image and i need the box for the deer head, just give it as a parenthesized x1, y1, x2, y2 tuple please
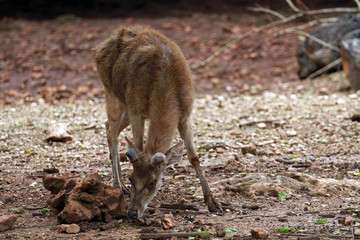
(124, 137, 184, 218)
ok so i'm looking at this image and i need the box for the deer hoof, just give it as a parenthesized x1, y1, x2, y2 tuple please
(206, 195, 223, 213)
(113, 182, 130, 195)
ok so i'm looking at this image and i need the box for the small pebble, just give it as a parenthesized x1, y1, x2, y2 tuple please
(57, 224, 69, 233)
(196, 219, 205, 225)
(286, 130, 297, 137)
(344, 216, 354, 225)
(215, 224, 226, 237)
(250, 228, 269, 239)
(66, 224, 80, 234)
(241, 143, 256, 155)
(57, 223, 80, 234)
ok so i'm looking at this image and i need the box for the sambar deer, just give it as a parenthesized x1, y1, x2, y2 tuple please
(93, 25, 221, 218)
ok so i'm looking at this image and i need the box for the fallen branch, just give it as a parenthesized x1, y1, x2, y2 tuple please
(295, 0, 310, 11)
(24, 206, 47, 210)
(286, 0, 301, 13)
(292, 163, 311, 168)
(227, 214, 280, 221)
(306, 58, 342, 79)
(239, 119, 279, 127)
(264, 17, 338, 43)
(195, 7, 358, 69)
(355, 0, 360, 11)
(246, 6, 340, 53)
(160, 202, 199, 210)
(295, 30, 340, 52)
(248, 6, 285, 19)
(140, 232, 208, 239)
(277, 233, 352, 239)
(227, 207, 359, 221)
(276, 158, 311, 167)
(99, 220, 121, 231)
(275, 158, 296, 164)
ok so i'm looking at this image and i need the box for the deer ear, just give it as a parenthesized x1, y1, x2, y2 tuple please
(165, 141, 184, 166)
(150, 153, 166, 167)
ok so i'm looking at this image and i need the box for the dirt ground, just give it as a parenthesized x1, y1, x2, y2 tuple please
(1, 10, 360, 240)
(0, 11, 300, 104)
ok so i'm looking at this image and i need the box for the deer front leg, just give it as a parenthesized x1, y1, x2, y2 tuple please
(129, 114, 145, 151)
(178, 119, 222, 212)
(105, 94, 130, 193)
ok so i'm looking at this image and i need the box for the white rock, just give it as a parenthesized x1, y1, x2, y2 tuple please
(349, 94, 357, 99)
(337, 98, 346, 104)
(286, 130, 297, 137)
(257, 123, 267, 129)
(45, 123, 72, 142)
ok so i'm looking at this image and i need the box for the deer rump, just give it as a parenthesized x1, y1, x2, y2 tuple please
(94, 25, 194, 140)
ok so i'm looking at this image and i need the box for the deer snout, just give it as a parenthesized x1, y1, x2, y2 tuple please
(127, 209, 138, 219)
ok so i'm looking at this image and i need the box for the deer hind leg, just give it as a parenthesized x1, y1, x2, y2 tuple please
(105, 93, 130, 192)
(178, 119, 222, 212)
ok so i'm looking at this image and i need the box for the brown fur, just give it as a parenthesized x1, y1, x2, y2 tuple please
(94, 25, 221, 218)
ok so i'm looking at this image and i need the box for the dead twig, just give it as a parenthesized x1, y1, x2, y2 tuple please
(160, 202, 199, 210)
(292, 163, 311, 168)
(247, 5, 340, 53)
(23, 206, 47, 210)
(239, 119, 279, 127)
(275, 158, 296, 164)
(277, 233, 352, 239)
(248, 6, 285, 19)
(247, 17, 338, 53)
(295, 30, 340, 52)
(306, 58, 342, 79)
(227, 207, 359, 221)
(264, 17, 337, 42)
(99, 220, 121, 231)
(352, 222, 355, 240)
(275, 159, 311, 167)
(295, 0, 310, 11)
(140, 232, 208, 239)
(354, 0, 360, 11)
(286, 0, 301, 13)
(227, 214, 280, 221)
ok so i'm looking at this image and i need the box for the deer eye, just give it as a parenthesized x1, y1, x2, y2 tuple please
(129, 177, 134, 185)
(149, 180, 156, 187)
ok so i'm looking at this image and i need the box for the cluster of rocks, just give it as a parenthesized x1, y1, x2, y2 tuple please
(43, 173, 127, 224)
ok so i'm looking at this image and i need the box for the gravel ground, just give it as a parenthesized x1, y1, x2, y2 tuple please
(1, 72, 360, 239)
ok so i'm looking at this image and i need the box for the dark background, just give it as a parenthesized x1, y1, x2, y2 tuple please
(0, 0, 356, 19)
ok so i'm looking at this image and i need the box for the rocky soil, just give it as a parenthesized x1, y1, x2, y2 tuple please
(0, 12, 300, 105)
(1, 71, 360, 239)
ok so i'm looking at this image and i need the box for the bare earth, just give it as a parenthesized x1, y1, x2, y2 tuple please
(1, 13, 360, 240)
(0, 13, 299, 103)
(1, 71, 360, 239)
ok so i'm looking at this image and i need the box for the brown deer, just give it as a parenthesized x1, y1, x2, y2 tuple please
(93, 25, 221, 218)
